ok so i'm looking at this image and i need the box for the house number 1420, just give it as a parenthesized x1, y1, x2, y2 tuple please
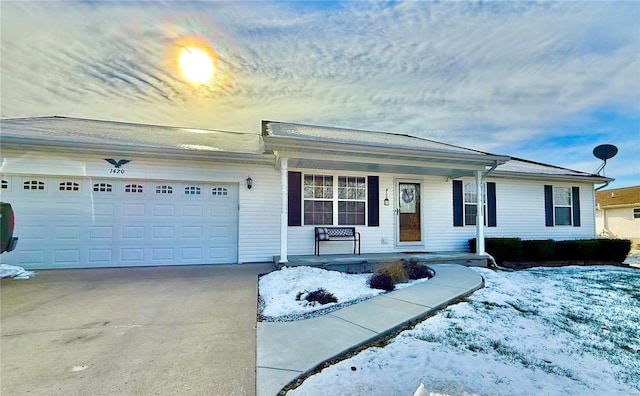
(110, 169, 125, 174)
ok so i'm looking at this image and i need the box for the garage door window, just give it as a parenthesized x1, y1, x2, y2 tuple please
(93, 183, 113, 192)
(212, 187, 228, 196)
(24, 180, 45, 190)
(185, 186, 201, 195)
(125, 184, 143, 193)
(59, 181, 80, 192)
(156, 185, 173, 194)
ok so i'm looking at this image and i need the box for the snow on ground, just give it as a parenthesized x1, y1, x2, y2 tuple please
(288, 265, 640, 396)
(0, 264, 35, 279)
(259, 266, 429, 321)
(625, 250, 640, 267)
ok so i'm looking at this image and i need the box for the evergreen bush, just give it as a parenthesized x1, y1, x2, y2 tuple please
(402, 258, 434, 280)
(368, 272, 395, 291)
(303, 288, 338, 305)
(521, 239, 555, 262)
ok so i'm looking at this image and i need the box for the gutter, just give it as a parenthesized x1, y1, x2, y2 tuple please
(481, 160, 502, 180)
(595, 181, 612, 191)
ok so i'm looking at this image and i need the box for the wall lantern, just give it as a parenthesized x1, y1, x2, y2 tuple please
(384, 188, 390, 206)
(246, 176, 253, 190)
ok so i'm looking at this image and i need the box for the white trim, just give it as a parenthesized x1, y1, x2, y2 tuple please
(475, 170, 485, 255)
(280, 158, 288, 263)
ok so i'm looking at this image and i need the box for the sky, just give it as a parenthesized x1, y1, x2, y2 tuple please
(1, 1, 639, 188)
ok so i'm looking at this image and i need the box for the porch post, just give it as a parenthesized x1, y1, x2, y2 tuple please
(279, 158, 289, 263)
(475, 170, 485, 255)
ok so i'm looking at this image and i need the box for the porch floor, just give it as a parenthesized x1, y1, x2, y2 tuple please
(273, 251, 489, 272)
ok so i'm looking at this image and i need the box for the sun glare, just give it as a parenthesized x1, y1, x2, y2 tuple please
(178, 47, 215, 83)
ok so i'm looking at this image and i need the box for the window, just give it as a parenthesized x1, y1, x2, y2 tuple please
(184, 186, 201, 195)
(553, 187, 572, 225)
(1, 180, 8, 189)
(545, 185, 580, 227)
(93, 183, 112, 192)
(59, 181, 80, 192)
(24, 180, 45, 190)
(212, 187, 228, 196)
(453, 180, 496, 227)
(156, 185, 173, 194)
(463, 182, 486, 226)
(302, 174, 367, 226)
(634, 208, 640, 219)
(338, 176, 366, 225)
(304, 175, 333, 225)
(125, 184, 143, 193)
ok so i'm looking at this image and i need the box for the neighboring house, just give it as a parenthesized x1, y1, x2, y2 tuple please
(0, 116, 610, 269)
(595, 186, 640, 249)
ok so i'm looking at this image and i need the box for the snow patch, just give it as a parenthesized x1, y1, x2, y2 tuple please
(258, 266, 429, 321)
(0, 264, 35, 280)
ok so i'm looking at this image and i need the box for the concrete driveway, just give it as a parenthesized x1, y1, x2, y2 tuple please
(1, 263, 274, 396)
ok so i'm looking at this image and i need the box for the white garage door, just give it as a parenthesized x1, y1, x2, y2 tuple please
(0, 176, 239, 269)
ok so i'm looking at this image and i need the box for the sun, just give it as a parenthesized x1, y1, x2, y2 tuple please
(178, 47, 215, 83)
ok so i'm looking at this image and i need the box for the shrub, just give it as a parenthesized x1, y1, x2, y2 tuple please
(521, 240, 555, 262)
(555, 240, 599, 261)
(379, 260, 408, 284)
(368, 272, 395, 291)
(303, 288, 338, 305)
(470, 237, 522, 264)
(595, 239, 631, 263)
(402, 259, 434, 280)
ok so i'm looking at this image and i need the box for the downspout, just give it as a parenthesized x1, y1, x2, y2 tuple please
(595, 181, 611, 191)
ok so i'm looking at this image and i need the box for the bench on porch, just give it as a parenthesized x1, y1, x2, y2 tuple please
(314, 227, 361, 256)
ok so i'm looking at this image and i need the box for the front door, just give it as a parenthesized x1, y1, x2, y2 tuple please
(397, 181, 422, 245)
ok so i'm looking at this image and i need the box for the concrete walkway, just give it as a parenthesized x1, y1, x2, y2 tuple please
(256, 263, 484, 396)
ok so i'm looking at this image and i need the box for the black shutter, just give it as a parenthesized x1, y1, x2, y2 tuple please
(288, 171, 302, 226)
(487, 182, 497, 227)
(572, 186, 581, 227)
(367, 176, 379, 226)
(544, 185, 554, 227)
(453, 180, 463, 227)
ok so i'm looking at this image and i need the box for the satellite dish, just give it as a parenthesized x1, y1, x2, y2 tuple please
(593, 144, 618, 161)
(592, 144, 618, 175)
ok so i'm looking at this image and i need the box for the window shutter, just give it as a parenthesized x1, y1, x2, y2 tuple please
(572, 186, 581, 227)
(487, 182, 497, 227)
(453, 180, 463, 227)
(367, 176, 379, 226)
(544, 185, 554, 227)
(288, 171, 302, 226)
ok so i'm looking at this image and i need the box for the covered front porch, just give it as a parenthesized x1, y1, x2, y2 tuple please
(262, 121, 511, 264)
(272, 251, 490, 273)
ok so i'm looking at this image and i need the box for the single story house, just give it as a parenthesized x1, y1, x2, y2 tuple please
(0, 116, 610, 269)
(595, 186, 640, 249)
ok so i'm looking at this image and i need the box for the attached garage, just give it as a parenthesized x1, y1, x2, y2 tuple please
(0, 116, 282, 269)
(1, 175, 239, 268)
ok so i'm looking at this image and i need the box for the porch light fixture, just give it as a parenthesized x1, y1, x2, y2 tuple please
(246, 176, 253, 190)
(384, 188, 390, 206)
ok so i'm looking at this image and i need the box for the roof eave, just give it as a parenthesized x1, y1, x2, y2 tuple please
(0, 139, 274, 165)
(264, 135, 510, 164)
(491, 170, 612, 184)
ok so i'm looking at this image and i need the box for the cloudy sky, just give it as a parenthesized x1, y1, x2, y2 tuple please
(1, 1, 638, 188)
